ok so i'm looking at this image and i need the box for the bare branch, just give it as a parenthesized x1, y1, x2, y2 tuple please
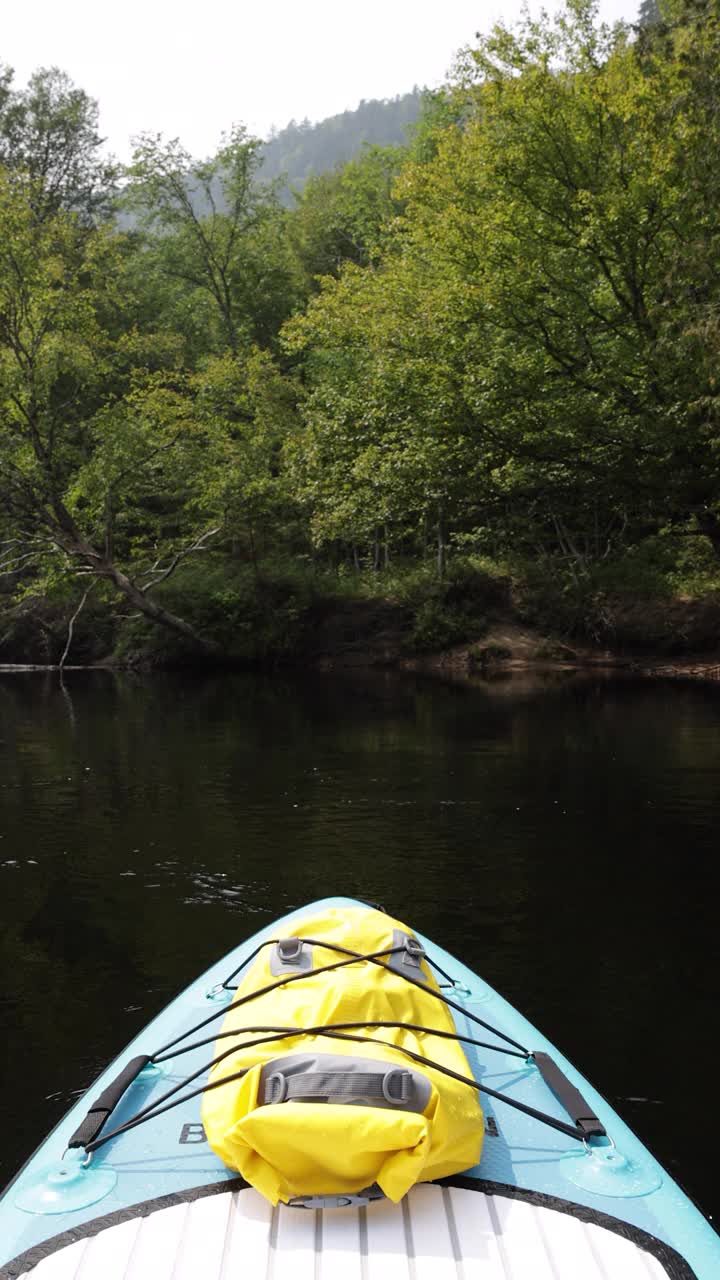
(139, 526, 221, 592)
(0, 533, 47, 573)
(59, 580, 97, 670)
(0, 550, 41, 573)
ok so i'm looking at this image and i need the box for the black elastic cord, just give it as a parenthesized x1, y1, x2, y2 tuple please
(151, 943, 404, 1062)
(220, 938, 280, 990)
(224, 936, 530, 1058)
(292, 936, 527, 1054)
(84, 934, 587, 1158)
(423, 955, 457, 985)
(153, 938, 528, 1064)
(87, 1022, 585, 1154)
(309, 1028, 586, 1143)
(85, 1067, 253, 1153)
(152, 1020, 528, 1065)
(87, 1028, 311, 1153)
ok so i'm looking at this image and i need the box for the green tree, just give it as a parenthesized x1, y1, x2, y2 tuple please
(283, 250, 484, 574)
(283, 0, 720, 572)
(124, 129, 302, 354)
(637, 0, 662, 24)
(396, 1, 720, 563)
(0, 172, 223, 651)
(0, 65, 116, 222)
(289, 145, 405, 284)
(192, 346, 301, 573)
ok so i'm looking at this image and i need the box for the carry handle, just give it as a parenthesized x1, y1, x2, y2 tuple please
(67, 1055, 151, 1150)
(532, 1051, 607, 1138)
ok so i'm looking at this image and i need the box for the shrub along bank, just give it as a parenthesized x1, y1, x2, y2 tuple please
(2, 553, 719, 671)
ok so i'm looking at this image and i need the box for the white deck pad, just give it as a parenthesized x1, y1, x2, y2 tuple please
(17, 1184, 671, 1279)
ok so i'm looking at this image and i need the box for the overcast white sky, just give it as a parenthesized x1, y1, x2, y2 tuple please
(3, 0, 634, 162)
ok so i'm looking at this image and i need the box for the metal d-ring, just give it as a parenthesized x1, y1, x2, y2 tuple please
(583, 1134, 616, 1156)
(61, 1146, 93, 1168)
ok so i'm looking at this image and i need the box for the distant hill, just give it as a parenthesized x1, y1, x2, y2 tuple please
(259, 91, 423, 195)
(117, 92, 426, 227)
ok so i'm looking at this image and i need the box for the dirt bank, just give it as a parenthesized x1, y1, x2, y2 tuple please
(2, 580, 719, 680)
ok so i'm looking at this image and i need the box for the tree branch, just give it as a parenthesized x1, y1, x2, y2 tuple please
(139, 526, 221, 592)
(59, 580, 97, 670)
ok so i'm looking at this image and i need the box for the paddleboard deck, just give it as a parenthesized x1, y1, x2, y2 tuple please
(1, 897, 717, 1279)
(11, 1183, 681, 1280)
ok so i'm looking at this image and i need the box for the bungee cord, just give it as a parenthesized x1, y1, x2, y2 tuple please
(70, 934, 605, 1159)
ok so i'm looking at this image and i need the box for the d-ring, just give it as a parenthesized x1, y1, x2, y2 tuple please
(582, 1134, 616, 1155)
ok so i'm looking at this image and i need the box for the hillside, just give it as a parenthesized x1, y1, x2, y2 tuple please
(116, 91, 426, 225)
(259, 90, 423, 194)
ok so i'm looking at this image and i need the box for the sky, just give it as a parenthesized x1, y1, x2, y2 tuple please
(3, 0, 634, 162)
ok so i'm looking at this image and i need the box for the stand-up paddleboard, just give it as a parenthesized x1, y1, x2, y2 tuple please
(1, 896, 718, 1279)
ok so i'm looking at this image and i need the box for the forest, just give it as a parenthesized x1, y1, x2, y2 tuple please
(260, 91, 422, 197)
(2, 0, 720, 668)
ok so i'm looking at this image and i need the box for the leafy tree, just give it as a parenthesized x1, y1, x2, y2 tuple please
(637, 0, 662, 23)
(6, 1, 720, 662)
(0, 172, 223, 650)
(289, 145, 405, 284)
(0, 65, 116, 222)
(283, 0, 720, 573)
(283, 251, 484, 574)
(124, 129, 303, 354)
(412, 5, 680, 561)
(0, 63, 12, 115)
(191, 347, 301, 572)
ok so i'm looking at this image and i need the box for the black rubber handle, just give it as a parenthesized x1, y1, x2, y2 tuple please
(67, 1054, 151, 1149)
(532, 1051, 607, 1138)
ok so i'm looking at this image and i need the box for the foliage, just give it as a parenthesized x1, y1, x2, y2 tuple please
(123, 129, 303, 353)
(637, 0, 662, 25)
(0, 65, 116, 222)
(0, 170, 230, 650)
(4, 4, 720, 664)
(110, 559, 319, 666)
(284, 0, 720, 581)
(289, 146, 406, 283)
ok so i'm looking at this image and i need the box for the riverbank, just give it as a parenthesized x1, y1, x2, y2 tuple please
(2, 558, 719, 680)
(311, 613, 720, 682)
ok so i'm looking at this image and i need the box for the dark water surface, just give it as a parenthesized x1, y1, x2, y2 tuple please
(0, 670, 718, 1219)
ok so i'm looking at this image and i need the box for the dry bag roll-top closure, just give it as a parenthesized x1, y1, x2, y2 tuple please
(201, 906, 484, 1206)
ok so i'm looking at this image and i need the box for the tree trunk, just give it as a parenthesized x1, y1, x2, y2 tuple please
(51, 511, 221, 655)
(20, 421, 221, 655)
(104, 562, 221, 653)
(59, 582, 96, 669)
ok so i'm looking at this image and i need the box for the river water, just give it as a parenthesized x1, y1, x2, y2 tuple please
(0, 669, 717, 1220)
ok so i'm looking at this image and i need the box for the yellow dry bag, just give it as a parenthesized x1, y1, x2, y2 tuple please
(202, 905, 484, 1205)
